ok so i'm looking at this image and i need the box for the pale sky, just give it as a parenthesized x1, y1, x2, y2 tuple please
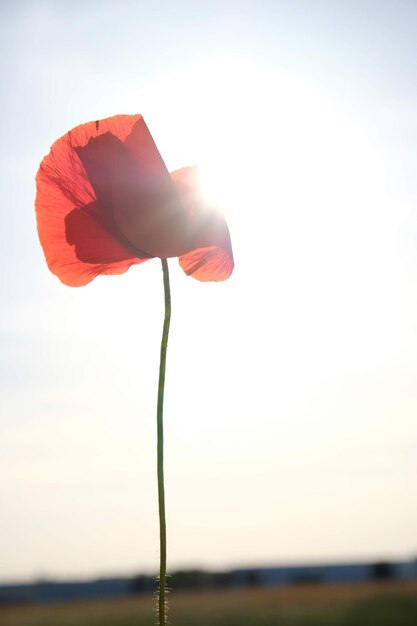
(1, 0, 417, 582)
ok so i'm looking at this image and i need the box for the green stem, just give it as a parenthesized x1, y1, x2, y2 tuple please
(157, 258, 171, 626)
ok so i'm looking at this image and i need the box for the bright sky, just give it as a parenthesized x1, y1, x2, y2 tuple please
(1, 0, 417, 582)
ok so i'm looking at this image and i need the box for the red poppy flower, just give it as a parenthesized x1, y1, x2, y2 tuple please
(35, 114, 234, 287)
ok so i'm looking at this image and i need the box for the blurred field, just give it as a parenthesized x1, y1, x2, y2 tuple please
(1, 581, 416, 626)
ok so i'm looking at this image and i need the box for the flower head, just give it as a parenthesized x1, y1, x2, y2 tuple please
(35, 115, 233, 286)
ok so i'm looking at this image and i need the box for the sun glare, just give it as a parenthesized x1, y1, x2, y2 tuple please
(115, 59, 399, 372)
(117, 58, 384, 230)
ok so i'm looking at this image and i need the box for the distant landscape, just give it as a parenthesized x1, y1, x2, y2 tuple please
(1, 557, 416, 604)
(1, 581, 417, 626)
(1, 559, 417, 626)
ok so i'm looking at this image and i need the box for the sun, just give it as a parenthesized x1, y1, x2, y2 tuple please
(115, 58, 387, 306)
(116, 58, 396, 369)
(117, 58, 382, 218)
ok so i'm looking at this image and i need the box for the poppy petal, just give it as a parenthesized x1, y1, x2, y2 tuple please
(77, 121, 191, 258)
(179, 246, 235, 281)
(35, 115, 151, 287)
(36, 116, 234, 286)
(170, 167, 234, 281)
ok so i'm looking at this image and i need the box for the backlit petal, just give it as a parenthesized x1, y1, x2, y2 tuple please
(35, 115, 150, 287)
(36, 116, 234, 286)
(171, 167, 234, 281)
(77, 122, 191, 258)
(179, 246, 234, 281)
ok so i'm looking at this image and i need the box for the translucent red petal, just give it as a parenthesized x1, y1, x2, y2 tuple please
(35, 115, 234, 286)
(75, 120, 191, 258)
(179, 246, 234, 281)
(35, 115, 151, 287)
(170, 167, 234, 281)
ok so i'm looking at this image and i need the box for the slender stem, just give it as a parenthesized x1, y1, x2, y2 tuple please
(157, 258, 171, 626)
